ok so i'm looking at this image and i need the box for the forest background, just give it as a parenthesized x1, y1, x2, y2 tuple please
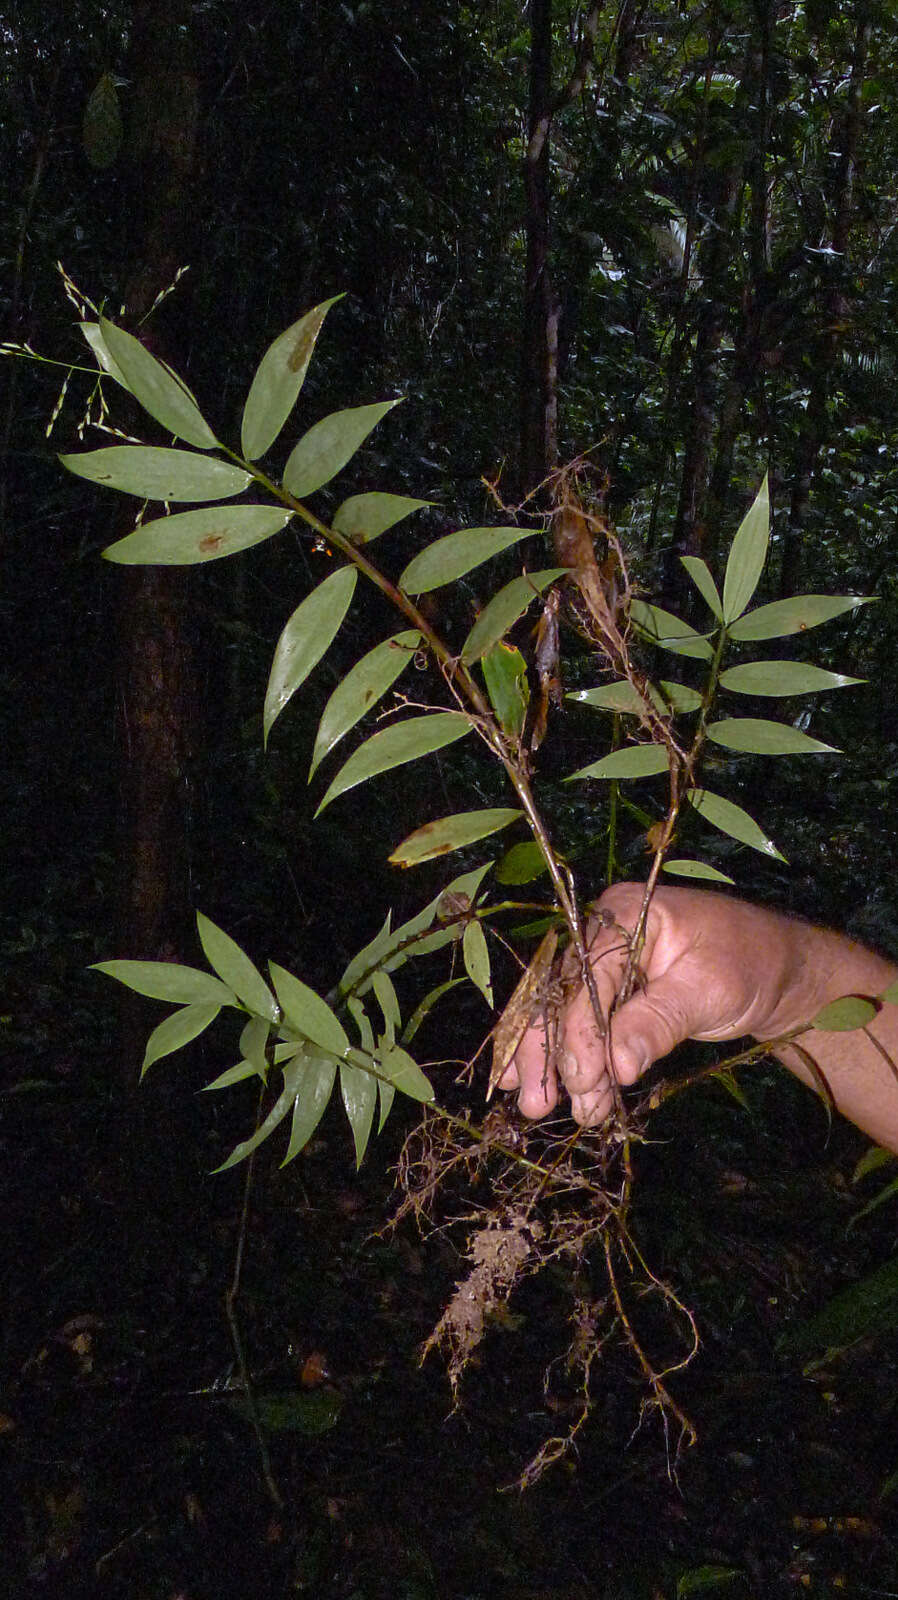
(3, 1, 898, 1596)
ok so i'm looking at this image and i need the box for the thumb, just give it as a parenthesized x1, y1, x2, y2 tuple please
(607, 977, 696, 1084)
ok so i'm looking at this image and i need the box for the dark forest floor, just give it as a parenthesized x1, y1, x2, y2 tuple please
(3, 1046, 898, 1600)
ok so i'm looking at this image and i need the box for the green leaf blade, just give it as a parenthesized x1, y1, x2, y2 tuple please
(629, 600, 714, 660)
(60, 446, 251, 502)
(482, 643, 530, 740)
(722, 475, 770, 623)
(264, 566, 357, 743)
(141, 1002, 222, 1075)
(102, 504, 292, 565)
(388, 807, 522, 868)
(811, 996, 878, 1032)
(567, 745, 669, 781)
(399, 526, 533, 594)
(680, 555, 723, 619)
(283, 400, 400, 498)
(377, 1044, 434, 1102)
(719, 661, 863, 696)
(309, 629, 421, 778)
(340, 1059, 377, 1166)
(460, 570, 567, 662)
(315, 712, 472, 815)
(282, 1054, 337, 1165)
(662, 859, 735, 884)
(463, 919, 494, 1007)
(333, 492, 430, 545)
(196, 913, 279, 1021)
(92, 959, 235, 1005)
(99, 317, 218, 449)
(216, 1058, 302, 1171)
(269, 963, 349, 1057)
(727, 595, 873, 642)
(495, 841, 549, 885)
(241, 296, 343, 460)
(687, 787, 786, 860)
(706, 718, 838, 756)
(570, 678, 702, 714)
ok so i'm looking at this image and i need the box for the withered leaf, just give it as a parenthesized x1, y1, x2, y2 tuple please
(487, 927, 558, 1099)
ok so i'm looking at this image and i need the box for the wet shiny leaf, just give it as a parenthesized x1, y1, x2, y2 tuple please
(264, 566, 357, 743)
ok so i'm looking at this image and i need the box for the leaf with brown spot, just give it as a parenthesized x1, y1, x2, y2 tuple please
(241, 296, 344, 460)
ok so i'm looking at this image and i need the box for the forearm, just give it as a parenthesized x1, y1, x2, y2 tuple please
(757, 924, 898, 1152)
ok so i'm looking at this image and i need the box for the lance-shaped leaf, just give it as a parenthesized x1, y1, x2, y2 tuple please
(400, 526, 533, 594)
(402, 979, 465, 1046)
(722, 475, 770, 623)
(720, 661, 863, 696)
(82, 73, 123, 169)
(707, 718, 838, 756)
(216, 1054, 304, 1171)
(687, 787, 786, 860)
(662, 859, 735, 884)
(282, 1054, 337, 1165)
(377, 1078, 395, 1135)
(811, 996, 878, 1032)
(196, 912, 279, 1021)
(99, 316, 218, 449)
(241, 296, 343, 460)
(315, 712, 472, 815)
(269, 963, 349, 1056)
(283, 400, 400, 498)
(309, 629, 420, 778)
(630, 600, 714, 660)
(202, 1059, 262, 1092)
(264, 566, 357, 744)
(60, 445, 252, 502)
(339, 912, 394, 998)
(333, 491, 430, 544)
(680, 555, 723, 619)
(347, 997, 376, 1054)
(103, 504, 291, 565)
(389, 807, 522, 868)
(495, 840, 549, 885)
(567, 744, 669, 781)
(339, 866, 491, 997)
(79, 321, 129, 387)
(92, 958, 235, 1005)
(482, 643, 529, 741)
(239, 1016, 271, 1076)
(340, 1059, 377, 1166)
(882, 980, 898, 1006)
(140, 1002, 222, 1075)
(461, 569, 567, 662)
(371, 971, 401, 1041)
(570, 678, 702, 714)
(463, 919, 493, 1007)
(377, 1044, 434, 1101)
(727, 594, 873, 641)
(847, 1175, 898, 1233)
(776, 1255, 898, 1353)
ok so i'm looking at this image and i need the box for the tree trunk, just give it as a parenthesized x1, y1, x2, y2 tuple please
(519, 0, 558, 496)
(780, 16, 870, 597)
(115, 0, 201, 1078)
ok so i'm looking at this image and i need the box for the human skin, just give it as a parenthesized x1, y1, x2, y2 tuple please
(500, 882, 898, 1153)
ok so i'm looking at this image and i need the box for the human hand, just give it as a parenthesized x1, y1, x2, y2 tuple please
(499, 882, 810, 1127)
